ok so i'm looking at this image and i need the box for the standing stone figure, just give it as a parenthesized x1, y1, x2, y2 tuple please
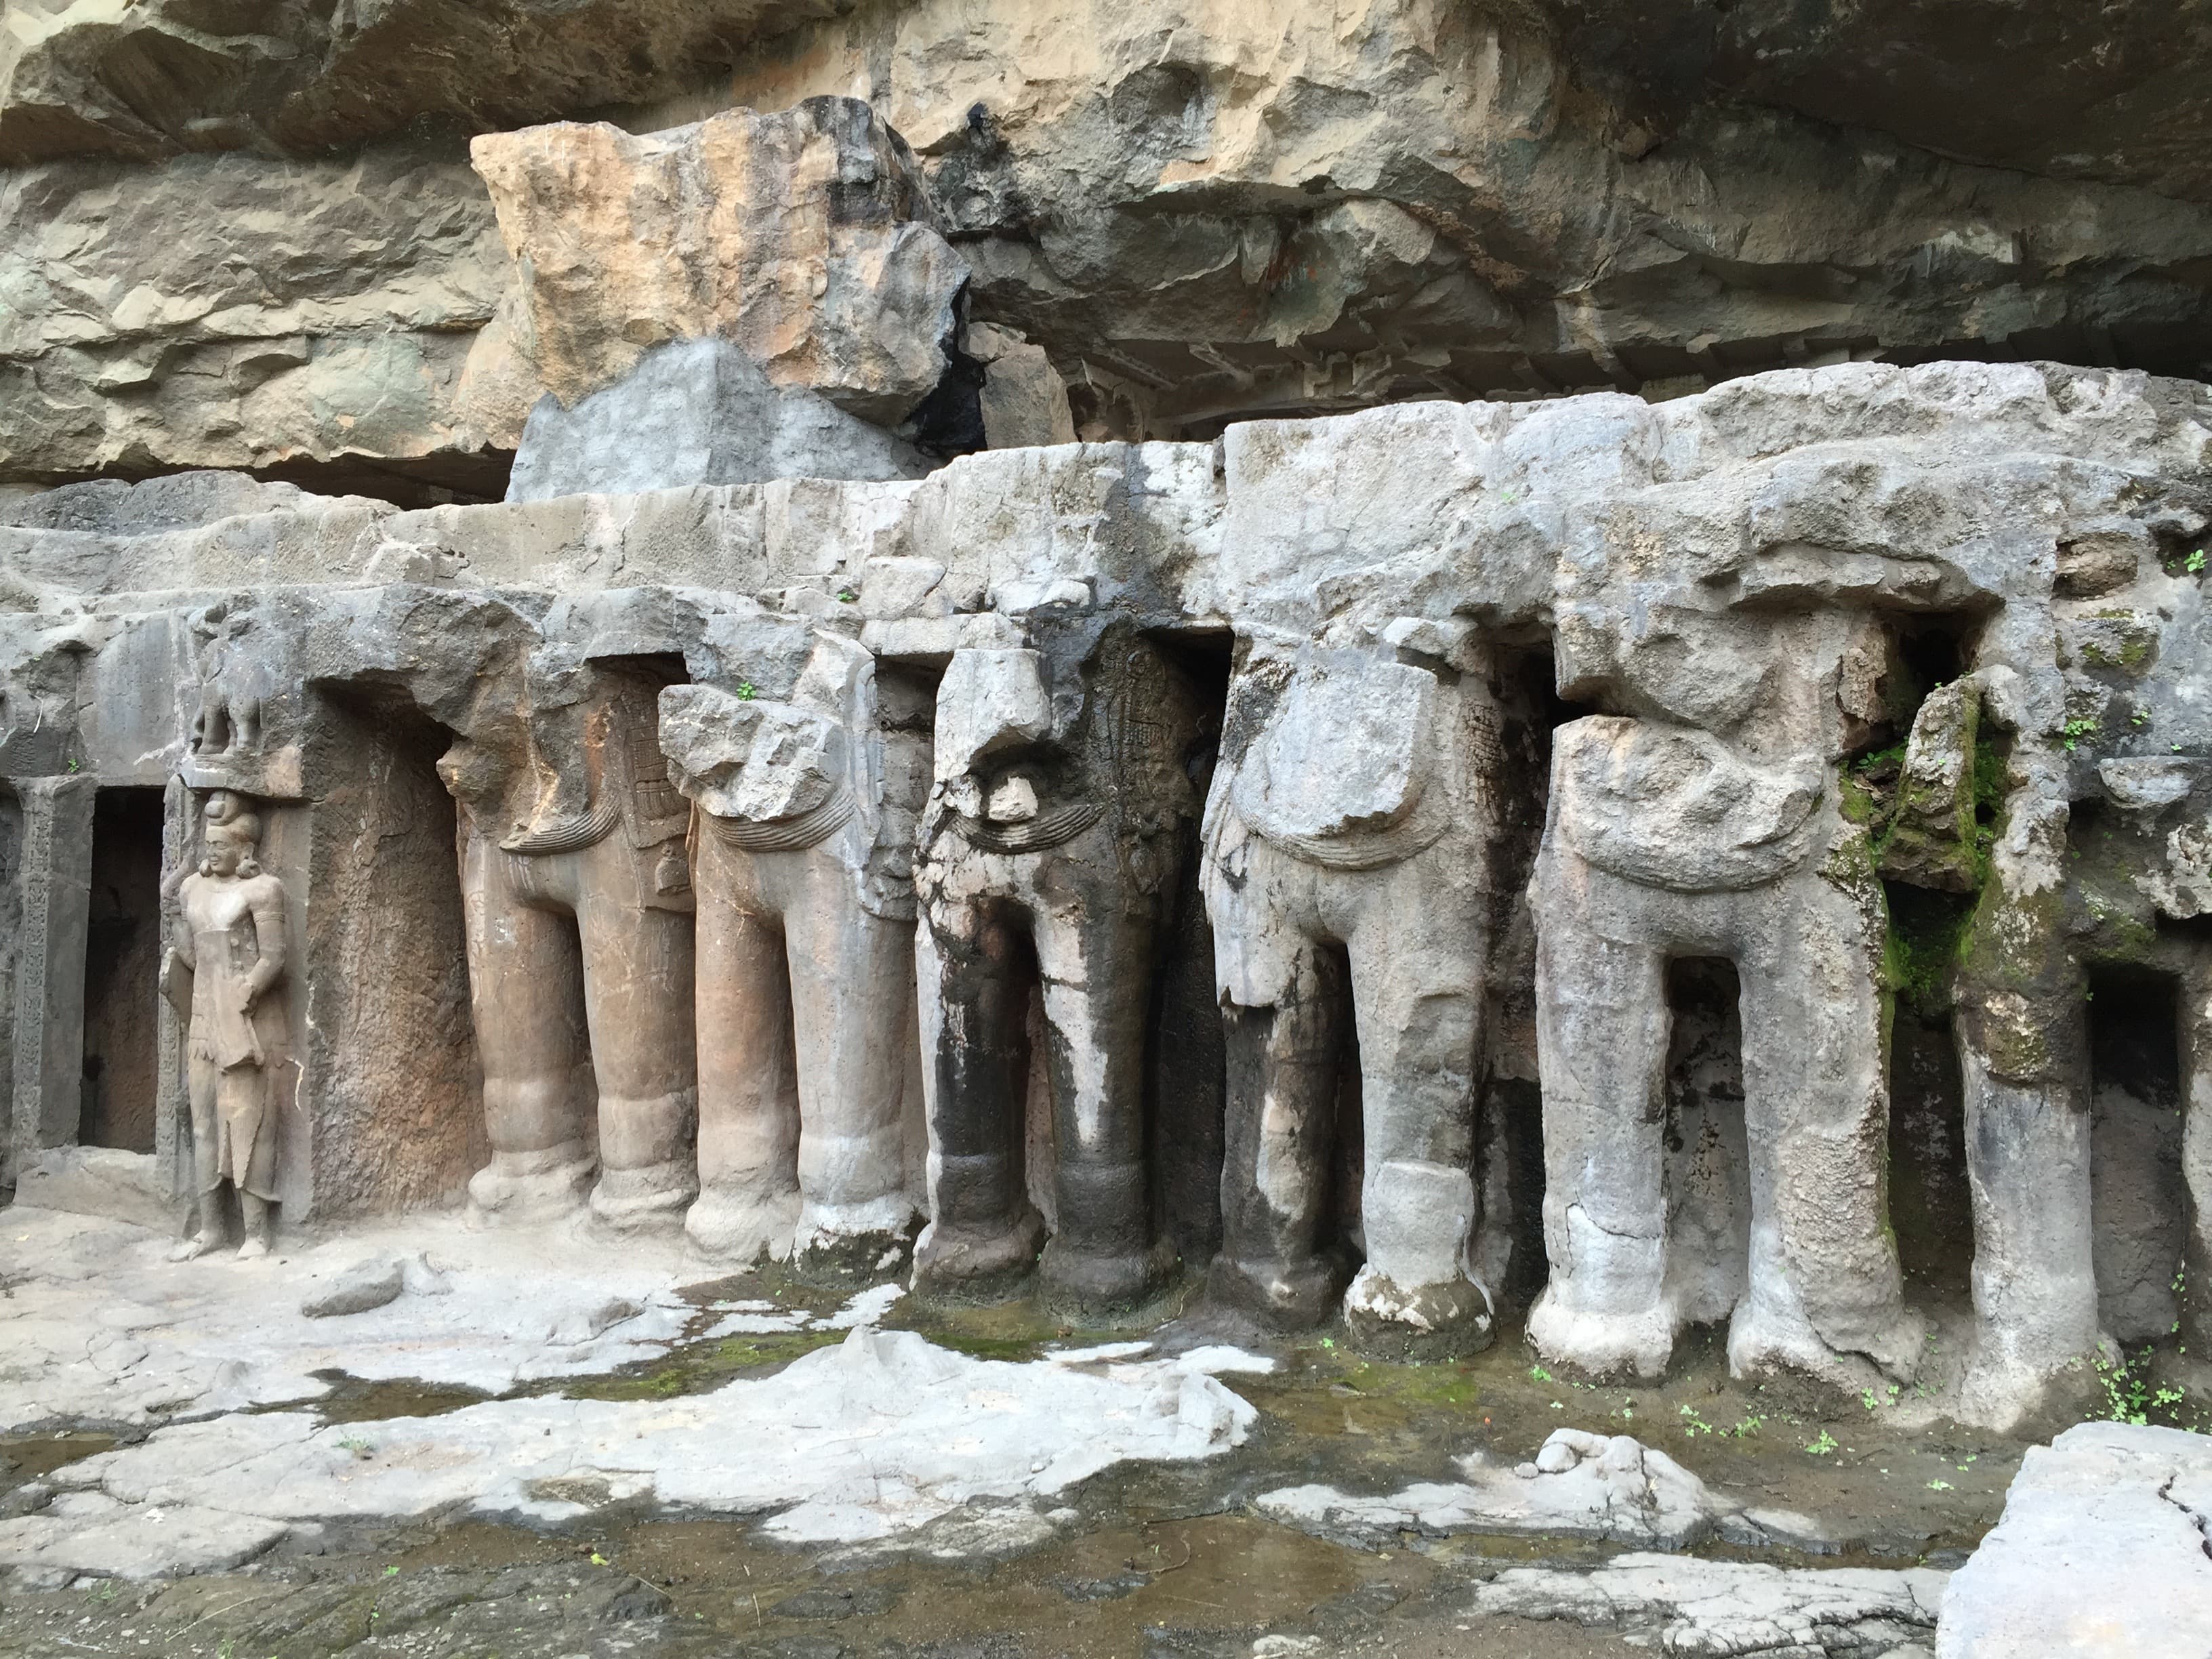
(163, 790, 289, 1261)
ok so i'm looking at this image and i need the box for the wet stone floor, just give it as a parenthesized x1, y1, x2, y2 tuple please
(0, 1244, 2114, 1659)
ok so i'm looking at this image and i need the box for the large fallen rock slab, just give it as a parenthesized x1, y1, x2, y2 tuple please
(1258, 1427, 1832, 1552)
(16, 1324, 1268, 1572)
(1472, 1553, 1947, 1657)
(471, 98, 967, 423)
(1936, 1421, 2212, 1658)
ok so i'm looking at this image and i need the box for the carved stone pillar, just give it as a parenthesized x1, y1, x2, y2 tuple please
(7, 775, 96, 1181)
(1527, 716, 1921, 1385)
(447, 660, 699, 1230)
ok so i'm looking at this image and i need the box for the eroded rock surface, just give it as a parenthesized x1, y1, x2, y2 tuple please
(472, 98, 965, 422)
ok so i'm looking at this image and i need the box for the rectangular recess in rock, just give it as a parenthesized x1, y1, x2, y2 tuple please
(1661, 956, 1750, 1329)
(1887, 1007, 1973, 1308)
(79, 787, 165, 1155)
(2087, 963, 2187, 1345)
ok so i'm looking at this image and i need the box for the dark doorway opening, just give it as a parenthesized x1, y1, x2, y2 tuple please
(1146, 628, 1233, 1267)
(81, 787, 165, 1154)
(1889, 1011, 1973, 1305)
(1662, 957, 1750, 1326)
(2088, 964, 2186, 1343)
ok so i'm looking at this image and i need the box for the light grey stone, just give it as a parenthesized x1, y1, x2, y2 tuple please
(299, 1255, 405, 1319)
(1256, 1429, 1801, 1551)
(1937, 1422, 2212, 1658)
(506, 338, 930, 503)
(1471, 1553, 1946, 1657)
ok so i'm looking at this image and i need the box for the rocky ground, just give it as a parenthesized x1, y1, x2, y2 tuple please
(0, 1203, 2173, 1657)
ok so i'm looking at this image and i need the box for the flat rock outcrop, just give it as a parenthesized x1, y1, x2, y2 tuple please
(1936, 1422, 2212, 1657)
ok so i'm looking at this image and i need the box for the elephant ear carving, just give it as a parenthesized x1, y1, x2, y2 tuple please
(1555, 716, 1824, 893)
(1235, 655, 1449, 865)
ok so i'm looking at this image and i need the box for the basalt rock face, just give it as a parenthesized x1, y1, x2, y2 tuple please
(8, 1, 2212, 500)
(732, 0, 2212, 436)
(0, 0, 839, 165)
(6, 361, 2210, 1433)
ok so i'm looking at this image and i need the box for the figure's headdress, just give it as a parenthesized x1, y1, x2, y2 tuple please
(200, 790, 264, 878)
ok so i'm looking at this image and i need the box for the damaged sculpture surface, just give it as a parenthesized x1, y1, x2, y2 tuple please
(661, 626, 928, 1269)
(1204, 636, 1504, 1357)
(912, 623, 1208, 1314)
(444, 651, 699, 1231)
(4, 357, 2211, 1439)
(163, 790, 289, 1261)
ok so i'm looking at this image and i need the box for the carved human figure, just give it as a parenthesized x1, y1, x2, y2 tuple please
(659, 633, 928, 1267)
(912, 624, 1206, 1312)
(442, 655, 699, 1229)
(1526, 602, 1928, 1386)
(163, 791, 289, 1261)
(1202, 634, 1503, 1355)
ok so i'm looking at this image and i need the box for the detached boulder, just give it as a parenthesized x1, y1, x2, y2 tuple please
(300, 1255, 405, 1319)
(471, 98, 968, 425)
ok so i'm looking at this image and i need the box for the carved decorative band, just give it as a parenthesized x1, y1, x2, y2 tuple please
(956, 800, 1104, 855)
(708, 789, 857, 853)
(501, 797, 621, 856)
(1252, 787, 1452, 872)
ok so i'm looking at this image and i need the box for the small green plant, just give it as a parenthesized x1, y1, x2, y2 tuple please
(1860, 1387, 1881, 1413)
(735, 680, 757, 701)
(1679, 1404, 1713, 1439)
(1805, 1429, 1839, 1456)
(836, 588, 857, 602)
(1729, 1414, 1765, 1438)
(338, 1435, 375, 1460)
(384, 1564, 400, 1577)
(2062, 716, 2100, 754)
(2097, 1343, 2186, 1427)
(1528, 1364, 1552, 1382)
(2189, 548, 2207, 574)
(1927, 1479, 1953, 1491)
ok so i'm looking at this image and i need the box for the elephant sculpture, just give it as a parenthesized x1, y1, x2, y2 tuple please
(911, 622, 1207, 1313)
(660, 632, 927, 1269)
(443, 651, 699, 1229)
(1203, 636, 1503, 1356)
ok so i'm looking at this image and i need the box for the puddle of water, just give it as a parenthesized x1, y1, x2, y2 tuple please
(0, 1429, 118, 1484)
(307, 1372, 494, 1425)
(389, 1510, 1399, 1659)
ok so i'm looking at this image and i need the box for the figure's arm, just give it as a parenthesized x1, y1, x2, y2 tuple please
(242, 880, 288, 1010)
(170, 878, 198, 971)
(161, 878, 196, 1018)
